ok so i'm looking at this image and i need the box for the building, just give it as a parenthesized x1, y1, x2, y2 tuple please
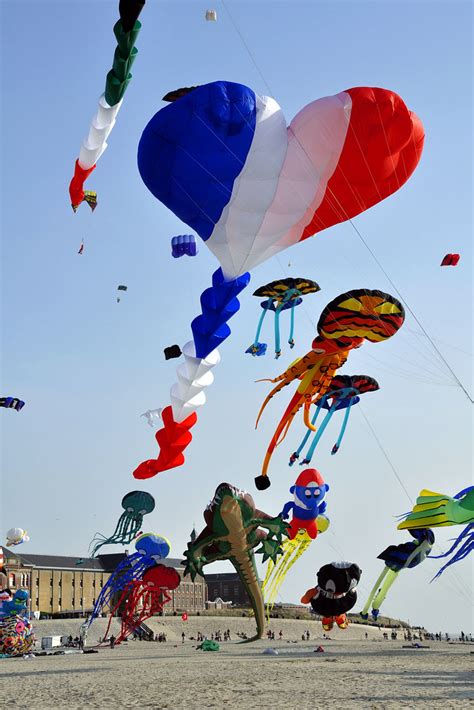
(1, 548, 207, 617)
(205, 572, 252, 607)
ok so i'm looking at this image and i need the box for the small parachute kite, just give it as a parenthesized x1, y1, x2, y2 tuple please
(398, 486, 474, 580)
(87, 532, 171, 628)
(117, 284, 128, 303)
(101, 563, 180, 644)
(262, 469, 329, 614)
(0, 397, 25, 412)
(90, 491, 155, 557)
(171, 234, 198, 258)
(302, 562, 361, 631)
(246, 277, 320, 358)
(360, 529, 434, 621)
(441, 253, 460, 266)
(255, 289, 405, 489)
(205, 9, 217, 21)
(289, 374, 379, 464)
(6, 528, 29, 546)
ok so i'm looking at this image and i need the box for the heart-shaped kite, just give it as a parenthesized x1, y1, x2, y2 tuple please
(134, 81, 424, 479)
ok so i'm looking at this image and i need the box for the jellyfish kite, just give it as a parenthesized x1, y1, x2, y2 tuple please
(89, 491, 155, 557)
(134, 79, 423, 479)
(262, 468, 329, 613)
(117, 284, 128, 303)
(398, 486, 474, 580)
(87, 532, 170, 627)
(289, 374, 379, 465)
(255, 289, 405, 489)
(360, 528, 434, 621)
(101, 563, 180, 644)
(246, 277, 320, 358)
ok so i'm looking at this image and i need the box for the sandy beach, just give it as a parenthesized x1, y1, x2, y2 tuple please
(1, 617, 472, 709)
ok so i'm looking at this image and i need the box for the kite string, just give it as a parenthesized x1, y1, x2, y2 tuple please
(220, 0, 473, 403)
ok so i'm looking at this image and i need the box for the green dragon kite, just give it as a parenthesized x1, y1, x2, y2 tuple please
(183, 482, 289, 641)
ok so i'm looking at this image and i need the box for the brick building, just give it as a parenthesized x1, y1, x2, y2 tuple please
(205, 572, 252, 607)
(1, 548, 207, 617)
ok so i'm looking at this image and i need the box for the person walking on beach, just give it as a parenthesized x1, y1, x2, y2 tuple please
(182, 632, 185, 644)
(110, 635, 116, 649)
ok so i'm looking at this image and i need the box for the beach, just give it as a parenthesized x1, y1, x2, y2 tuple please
(1, 617, 472, 708)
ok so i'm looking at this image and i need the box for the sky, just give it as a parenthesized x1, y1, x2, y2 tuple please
(1, 0, 472, 633)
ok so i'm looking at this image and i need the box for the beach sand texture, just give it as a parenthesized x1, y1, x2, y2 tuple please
(1, 618, 472, 708)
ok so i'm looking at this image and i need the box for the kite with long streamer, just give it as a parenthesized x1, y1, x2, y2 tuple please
(289, 374, 379, 464)
(101, 564, 180, 644)
(135, 80, 423, 477)
(69, 0, 146, 211)
(246, 277, 320, 358)
(255, 289, 405, 489)
(262, 468, 329, 613)
(87, 532, 170, 628)
(360, 528, 434, 620)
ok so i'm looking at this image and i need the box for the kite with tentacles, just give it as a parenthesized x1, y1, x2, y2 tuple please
(255, 289, 405, 489)
(89, 491, 155, 557)
(262, 468, 329, 614)
(86, 532, 170, 628)
(246, 277, 320, 359)
(135, 80, 423, 478)
(101, 564, 180, 644)
(289, 374, 379, 465)
(398, 486, 474, 580)
(360, 529, 434, 621)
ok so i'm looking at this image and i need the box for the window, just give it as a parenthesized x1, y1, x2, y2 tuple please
(50, 598, 53, 606)
(58, 598, 62, 606)
(50, 578, 53, 587)
(80, 598, 83, 606)
(36, 578, 39, 586)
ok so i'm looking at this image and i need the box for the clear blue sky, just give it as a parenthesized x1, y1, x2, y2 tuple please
(1, 1, 472, 633)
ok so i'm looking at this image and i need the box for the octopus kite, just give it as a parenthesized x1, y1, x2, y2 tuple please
(87, 532, 171, 628)
(101, 564, 180, 644)
(255, 289, 405, 489)
(90, 491, 155, 557)
(398, 486, 474, 580)
(289, 374, 379, 464)
(246, 277, 320, 358)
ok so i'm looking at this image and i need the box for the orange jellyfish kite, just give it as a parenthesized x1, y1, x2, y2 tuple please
(255, 289, 405, 489)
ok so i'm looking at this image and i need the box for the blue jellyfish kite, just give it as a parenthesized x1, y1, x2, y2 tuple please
(90, 491, 155, 557)
(86, 532, 171, 628)
(246, 277, 320, 359)
(289, 375, 379, 466)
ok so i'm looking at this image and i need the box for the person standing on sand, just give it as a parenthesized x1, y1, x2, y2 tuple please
(110, 635, 116, 649)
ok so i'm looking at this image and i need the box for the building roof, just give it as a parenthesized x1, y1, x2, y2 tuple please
(3, 548, 188, 573)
